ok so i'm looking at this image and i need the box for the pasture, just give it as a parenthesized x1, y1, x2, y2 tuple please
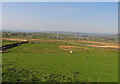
(2, 40, 118, 82)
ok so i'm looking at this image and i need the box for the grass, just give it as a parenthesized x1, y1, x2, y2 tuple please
(2, 41, 118, 82)
(2, 40, 18, 46)
(0, 54, 1, 83)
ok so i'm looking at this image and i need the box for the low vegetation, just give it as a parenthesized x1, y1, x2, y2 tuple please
(2, 39, 118, 82)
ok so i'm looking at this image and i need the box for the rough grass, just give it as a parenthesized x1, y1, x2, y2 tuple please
(2, 41, 118, 82)
(2, 40, 18, 46)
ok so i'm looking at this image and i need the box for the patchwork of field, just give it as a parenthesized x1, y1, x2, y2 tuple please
(2, 38, 118, 49)
(2, 39, 118, 82)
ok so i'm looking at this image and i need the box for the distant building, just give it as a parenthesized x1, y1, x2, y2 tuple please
(50, 36, 64, 39)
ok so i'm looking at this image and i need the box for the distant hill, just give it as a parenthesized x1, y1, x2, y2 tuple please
(41, 31, 118, 38)
(2, 30, 118, 38)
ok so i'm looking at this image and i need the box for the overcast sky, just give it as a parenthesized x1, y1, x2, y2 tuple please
(2, 2, 118, 34)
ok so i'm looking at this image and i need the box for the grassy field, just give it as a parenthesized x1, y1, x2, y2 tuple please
(2, 40, 118, 82)
(2, 40, 18, 46)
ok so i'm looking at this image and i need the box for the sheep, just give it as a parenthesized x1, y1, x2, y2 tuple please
(70, 51, 74, 54)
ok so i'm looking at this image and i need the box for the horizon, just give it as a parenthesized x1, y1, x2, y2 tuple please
(2, 2, 118, 34)
(2, 29, 118, 35)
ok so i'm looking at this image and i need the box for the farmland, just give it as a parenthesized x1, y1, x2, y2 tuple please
(2, 33, 118, 82)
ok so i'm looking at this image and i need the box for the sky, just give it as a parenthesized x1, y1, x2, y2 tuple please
(0, 2, 2, 31)
(1, 0, 119, 2)
(2, 2, 118, 34)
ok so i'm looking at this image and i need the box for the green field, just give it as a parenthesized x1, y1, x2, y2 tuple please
(2, 40, 118, 82)
(2, 40, 18, 46)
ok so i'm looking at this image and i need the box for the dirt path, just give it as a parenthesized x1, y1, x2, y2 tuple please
(87, 45, 118, 49)
(2, 38, 28, 42)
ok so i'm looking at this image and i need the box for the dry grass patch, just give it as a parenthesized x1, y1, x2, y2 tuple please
(59, 45, 88, 51)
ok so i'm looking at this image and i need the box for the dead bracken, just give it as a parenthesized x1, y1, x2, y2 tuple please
(59, 45, 88, 50)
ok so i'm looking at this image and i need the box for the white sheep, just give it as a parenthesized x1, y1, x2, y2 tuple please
(70, 51, 74, 54)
